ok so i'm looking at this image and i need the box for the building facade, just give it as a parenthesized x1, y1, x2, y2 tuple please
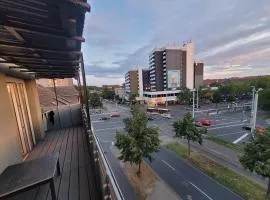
(194, 62, 204, 88)
(124, 68, 150, 100)
(149, 42, 194, 92)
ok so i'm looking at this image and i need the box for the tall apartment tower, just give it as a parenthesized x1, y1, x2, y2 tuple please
(149, 42, 194, 91)
(124, 68, 150, 100)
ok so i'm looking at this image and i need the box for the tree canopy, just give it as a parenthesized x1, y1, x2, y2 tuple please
(101, 88, 115, 99)
(177, 87, 192, 104)
(173, 112, 207, 155)
(115, 105, 160, 174)
(240, 129, 270, 196)
(88, 92, 102, 108)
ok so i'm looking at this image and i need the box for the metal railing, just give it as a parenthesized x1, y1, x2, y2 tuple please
(81, 108, 125, 200)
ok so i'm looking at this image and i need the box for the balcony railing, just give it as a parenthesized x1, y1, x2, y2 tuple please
(81, 108, 125, 200)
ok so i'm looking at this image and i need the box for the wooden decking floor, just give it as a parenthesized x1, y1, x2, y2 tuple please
(7, 126, 97, 200)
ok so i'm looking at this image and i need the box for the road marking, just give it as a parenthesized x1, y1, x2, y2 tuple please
(95, 126, 124, 132)
(92, 121, 123, 125)
(233, 133, 249, 144)
(216, 131, 247, 137)
(208, 123, 244, 130)
(211, 121, 242, 127)
(161, 159, 176, 171)
(189, 182, 214, 200)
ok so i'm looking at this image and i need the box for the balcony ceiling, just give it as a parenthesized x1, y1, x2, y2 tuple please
(0, 0, 90, 79)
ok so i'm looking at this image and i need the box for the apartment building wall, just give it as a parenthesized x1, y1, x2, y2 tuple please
(164, 49, 186, 90)
(185, 42, 194, 89)
(0, 72, 44, 173)
(194, 62, 204, 88)
(142, 69, 150, 91)
(129, 70, 139, 95)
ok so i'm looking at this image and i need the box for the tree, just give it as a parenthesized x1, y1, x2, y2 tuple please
(101, 88, 115, 99)
(240, 129, 270, 197)
(115, 106, 160, 175)
(172, 112, 207, 155)
(259, 88, 270, 111)
(177, 87, 192, 104)
(89, 92, 102, 108)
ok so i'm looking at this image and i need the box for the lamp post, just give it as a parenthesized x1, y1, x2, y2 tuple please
(251, 88, 263, 133)
(191, 89, 196, 118)
(250, 86, 255, 127)
(197, 88, 199, 110)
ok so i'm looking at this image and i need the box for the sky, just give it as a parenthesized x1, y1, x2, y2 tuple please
(82, 0, 270, 86)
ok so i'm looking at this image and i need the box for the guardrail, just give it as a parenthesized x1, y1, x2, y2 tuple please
(81, 108, 125, 200)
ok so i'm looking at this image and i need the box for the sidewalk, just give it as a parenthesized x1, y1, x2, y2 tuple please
(178, 138, 267, 187)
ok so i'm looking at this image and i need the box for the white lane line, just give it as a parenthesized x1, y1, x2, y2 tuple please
(161, 159, 176, 171)
(216, 131, 247, 137)
(211, 121, 242, 127)
(92, 121, 123, 125)
(95, 126, 124, 132)
(233, 133, 249, 144)
(208, 123, 244, 130)
(189, 182, 214, 200)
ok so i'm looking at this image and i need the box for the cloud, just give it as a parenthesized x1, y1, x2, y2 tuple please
(82, 0, 270, 86)
(86, 75, 124, 87)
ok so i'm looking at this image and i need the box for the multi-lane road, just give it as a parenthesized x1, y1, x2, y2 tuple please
(91, 102, 247, 200)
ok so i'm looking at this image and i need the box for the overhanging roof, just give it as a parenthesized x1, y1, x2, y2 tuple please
(0, 0, 90, 79)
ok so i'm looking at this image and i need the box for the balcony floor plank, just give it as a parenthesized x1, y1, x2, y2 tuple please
(6, 126, 95, 200)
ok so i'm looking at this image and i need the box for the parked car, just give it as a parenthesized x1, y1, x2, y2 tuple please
(99, 116, 110, 120)
(110, 112, 120, 117)
(199, 119, 211, 126)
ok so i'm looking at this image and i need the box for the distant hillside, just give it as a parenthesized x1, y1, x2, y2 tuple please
(204, 75, 270, 86)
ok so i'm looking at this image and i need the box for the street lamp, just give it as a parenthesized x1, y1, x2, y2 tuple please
(191, 89, 196, 118)
(251, 88, 263, 133)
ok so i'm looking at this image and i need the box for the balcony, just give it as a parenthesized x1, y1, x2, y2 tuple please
(9, 125, 98, 200)
(0, 1, 123, 199)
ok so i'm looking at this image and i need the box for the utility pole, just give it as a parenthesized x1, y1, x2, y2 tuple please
(196, 88, 199, 110)
(250, 86, 255, 127)
(192, 89, 195, 118)
(251, 88, 263, 133)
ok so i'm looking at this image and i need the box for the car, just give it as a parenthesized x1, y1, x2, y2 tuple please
(110, 112, 120, 117)
(256, 125, 265, 134)
(99, 116, 110, 120)
(200, 119, 211, 126)
(147, 116, 154, 121)
(161, 113, 172, 119)
(195, 120, 202, 127)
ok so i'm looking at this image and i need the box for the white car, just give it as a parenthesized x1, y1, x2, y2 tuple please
(161, 114, 172, 119)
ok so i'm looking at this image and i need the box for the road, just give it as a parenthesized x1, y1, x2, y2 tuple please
(91, 102, 245, 200)
(147, 148, 243, 200)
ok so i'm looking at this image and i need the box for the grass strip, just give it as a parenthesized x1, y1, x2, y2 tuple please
(206, 135, 244, 153)
(166, 142, 268, 200)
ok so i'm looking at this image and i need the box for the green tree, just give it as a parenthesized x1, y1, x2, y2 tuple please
(177, 87, 192, 104)
(172, 112, 207, 155)
(259, 88, 270, 111)
(239, 129, 270, 197)
(89, 92, 102, 108)
(115, 106, 160, 175)
(101, 88, 115, 99)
